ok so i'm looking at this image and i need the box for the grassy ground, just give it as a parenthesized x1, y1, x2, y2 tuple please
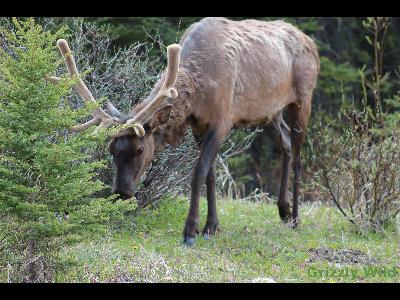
(56, 197, 400, 283)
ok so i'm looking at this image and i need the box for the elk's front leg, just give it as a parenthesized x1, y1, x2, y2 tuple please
(203, 163, 218, 238)
(183, 126, 226, 246)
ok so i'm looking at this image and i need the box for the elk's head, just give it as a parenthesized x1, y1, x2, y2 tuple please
(107, 104, 172, 199)
(48, 39, 181, 200)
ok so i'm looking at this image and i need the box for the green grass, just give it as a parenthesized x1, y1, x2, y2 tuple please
(56, 197, 400, 283)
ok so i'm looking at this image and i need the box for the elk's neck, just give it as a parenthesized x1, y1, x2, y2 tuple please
(133, 67, 199, 149)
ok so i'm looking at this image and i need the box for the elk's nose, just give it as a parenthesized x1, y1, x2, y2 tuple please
(112, 189, 133, 200)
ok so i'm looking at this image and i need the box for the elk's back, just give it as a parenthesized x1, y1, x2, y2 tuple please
(179, 17, 319, 127)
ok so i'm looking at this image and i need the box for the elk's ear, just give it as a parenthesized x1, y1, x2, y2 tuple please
(144, 105, 172, 132)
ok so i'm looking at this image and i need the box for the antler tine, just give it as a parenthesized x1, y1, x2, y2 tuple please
(114, 44, 181, 138)
(46, 39, 119, 133)
(44, 75, 61, 84)
(70, 118, 101, 132)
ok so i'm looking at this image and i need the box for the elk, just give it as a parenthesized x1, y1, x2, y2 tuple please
(49, 17, 320, 246)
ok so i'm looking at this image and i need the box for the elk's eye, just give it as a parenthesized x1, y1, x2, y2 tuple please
(137, 147, 144, 154)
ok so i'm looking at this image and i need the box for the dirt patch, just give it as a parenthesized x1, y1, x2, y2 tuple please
(306, 247, 378, 265)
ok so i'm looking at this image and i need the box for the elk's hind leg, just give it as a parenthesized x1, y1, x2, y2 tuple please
(287, 100, 312, 228)
(264, 114, 292, 221)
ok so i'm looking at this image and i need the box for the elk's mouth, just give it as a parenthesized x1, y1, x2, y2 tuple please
(112, 189, 133, 200)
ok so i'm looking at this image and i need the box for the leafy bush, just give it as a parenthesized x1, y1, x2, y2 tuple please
(0, 18, 136, 282)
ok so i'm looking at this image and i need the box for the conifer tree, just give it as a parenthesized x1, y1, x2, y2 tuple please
(0, 18, 136, 282)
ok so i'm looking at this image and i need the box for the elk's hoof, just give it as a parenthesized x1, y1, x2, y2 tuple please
(203, 226, 219, 240)
(278, 206, 292, 223)
(202, 221, 219, 237)
(279, 209, 292, 223)
(203, 233, 211, 240)
(289, 218, 300, 229)
(182, 237, 195, 247)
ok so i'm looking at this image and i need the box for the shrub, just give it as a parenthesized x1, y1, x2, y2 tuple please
(311, 114, 400, 233)
(310, 17, 400, 234)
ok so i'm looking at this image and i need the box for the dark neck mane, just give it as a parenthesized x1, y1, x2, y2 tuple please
(131, 68, 199, 147)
